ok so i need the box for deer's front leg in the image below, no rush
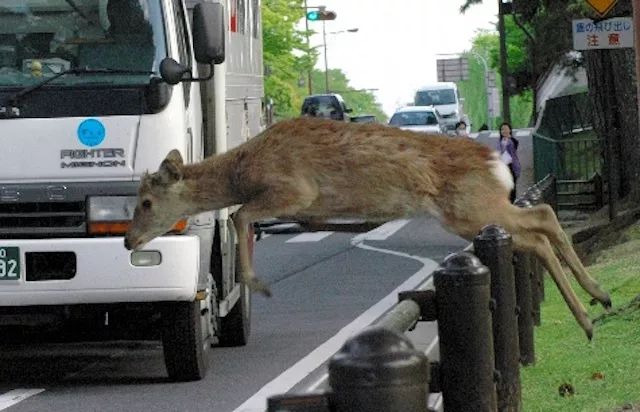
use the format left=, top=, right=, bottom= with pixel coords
left=233, top=210, right=272, bottom=297
left=232, top=180, right=319, bottom=297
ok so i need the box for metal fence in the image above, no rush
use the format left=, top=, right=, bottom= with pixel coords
left=534, top=93, right=603, bottom=210
left=268, top=176, right=557, bottom=412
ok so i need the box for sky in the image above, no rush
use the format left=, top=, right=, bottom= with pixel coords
left=301, top=0, right=499, bottom=117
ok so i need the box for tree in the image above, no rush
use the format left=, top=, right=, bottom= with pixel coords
left=460, top=0, right=640, bottom=203
left=262, top=0, right=314, bottom=118
left=583, top=0, right=640, bottom=203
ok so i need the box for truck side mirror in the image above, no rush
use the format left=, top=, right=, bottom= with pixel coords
left=160, top=58, right=190, bottom=85
left=192, top=3, right=225, bottom=65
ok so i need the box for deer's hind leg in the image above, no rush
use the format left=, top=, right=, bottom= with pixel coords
left=512, top=231, right=594, bottom=340
left=233, top=178, right=320, bottom=297
left=517, top=204, right=611, bottom=309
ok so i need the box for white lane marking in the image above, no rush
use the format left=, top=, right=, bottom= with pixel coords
left=286, top=231, right=333, bottom=243
left=0, top=389, right=45, bottom=411
left=232, top=259, right=438, bottom=412
left=305, top=373, right=329, bottom=393
left=425, top=335, right=440, bottom=358
left=350, top=219, right=410, bottom=244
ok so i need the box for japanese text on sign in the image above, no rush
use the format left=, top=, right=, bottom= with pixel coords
left=572, top=18, right=633, bottom=50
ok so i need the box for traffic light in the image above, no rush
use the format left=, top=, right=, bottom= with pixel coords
left=306, top=10, right=336, bottom=21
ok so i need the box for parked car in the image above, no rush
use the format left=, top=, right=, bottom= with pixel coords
left=388, top=105, right=445, bottom=134
left=301, top=93, right=352, bottom=122
left=350, top=115, right=378, bottom=123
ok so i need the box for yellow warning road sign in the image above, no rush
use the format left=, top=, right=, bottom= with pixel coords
left=586, top=0, right=618, bottom=16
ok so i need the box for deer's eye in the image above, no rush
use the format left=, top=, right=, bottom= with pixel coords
left=142, top=199, right=152, bottom=210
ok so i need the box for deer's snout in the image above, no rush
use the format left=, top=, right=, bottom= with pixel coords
left=124, top=236, right=133, bottom=250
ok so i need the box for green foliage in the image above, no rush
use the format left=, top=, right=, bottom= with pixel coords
left=262, top=0, right=312, bottom=118
left=262, top=1, right=386, bottom=121
left=457, top=30, right=533, bottom=129
left=456, top=0, right=594, bottom=128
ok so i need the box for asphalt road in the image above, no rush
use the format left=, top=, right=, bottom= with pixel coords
left=0, top=218, right=467, bottom=412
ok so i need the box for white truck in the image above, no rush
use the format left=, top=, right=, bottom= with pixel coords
left=414, top=82, right=465, bottom=132
left=0, top=0, right=264, bottom=381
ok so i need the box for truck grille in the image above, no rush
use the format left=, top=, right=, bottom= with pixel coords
left=0, top=201, right=86, bottom=238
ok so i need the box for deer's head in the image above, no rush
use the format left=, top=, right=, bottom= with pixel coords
left=124, top=149, right=189, bottom=250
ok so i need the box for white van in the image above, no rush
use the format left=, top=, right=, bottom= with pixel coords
left=414, top=82, right=464, bottom=131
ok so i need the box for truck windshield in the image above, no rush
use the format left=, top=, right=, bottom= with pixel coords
left=415, top=89, right=456, bottom=106
left=0, top=0, right=166, bottom=88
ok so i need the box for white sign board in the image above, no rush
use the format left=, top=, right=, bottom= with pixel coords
left=572, top=18, right=633, bottom=50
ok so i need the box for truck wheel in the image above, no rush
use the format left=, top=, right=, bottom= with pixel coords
left=217, top=282, right=251, bottom=346
left=161, top=300, right=210, bottom=381
left=215, top=221, right=253, bottom=347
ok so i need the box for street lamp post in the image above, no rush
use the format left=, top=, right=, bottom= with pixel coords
left=323, top=28, right=359, bottom=93
left=469, top=50, right=492, bottom=130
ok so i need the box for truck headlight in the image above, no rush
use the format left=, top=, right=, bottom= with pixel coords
left=87, top=196, right=188, bottom=235
left=88, top=196, right=137, bottom=235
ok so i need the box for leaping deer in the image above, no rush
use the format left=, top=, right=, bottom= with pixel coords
left=124, top=117, right=610, bottom=339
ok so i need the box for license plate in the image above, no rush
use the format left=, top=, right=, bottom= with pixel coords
left=0, top=247, right=20, bottom=280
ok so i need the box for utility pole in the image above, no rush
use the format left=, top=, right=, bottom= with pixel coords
left=498, top=0, right=511, bottom=124
left=305, top=6, right=337, bottom=94
left=304, top=0, right=312, bottom=95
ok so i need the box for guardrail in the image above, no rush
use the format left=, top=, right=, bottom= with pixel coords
left=267, top=175, right=557, bottom=412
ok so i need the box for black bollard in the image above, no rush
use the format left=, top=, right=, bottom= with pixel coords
left=526, top=187, right=546, bottom=304
left=513, top=199, right=536, bottom=366
left=474, top=225, right=522, bottom=412
left=434, top=252, right=497, bottom=412
left=328, top=327, right=429, bottom=412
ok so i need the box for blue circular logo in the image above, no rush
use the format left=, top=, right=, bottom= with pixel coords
left=77, top=119, right=106, bottom=147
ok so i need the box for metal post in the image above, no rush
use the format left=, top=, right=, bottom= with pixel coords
left=328, top=327, right=429, bottom=412
left=434, top=252, right=497, bottom=412
left=525, top=187, right=545, bottom=305
left=474, top=225, right=522, bottom=412
left=513, top=199, right=536, bottom=366
left=322, top=20, right=329, bottom=93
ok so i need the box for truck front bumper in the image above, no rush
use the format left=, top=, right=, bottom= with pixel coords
left=0, top=236, right=199, bottom=306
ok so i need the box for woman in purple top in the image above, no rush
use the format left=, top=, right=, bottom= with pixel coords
left=498, top=122, right=521, bottom=203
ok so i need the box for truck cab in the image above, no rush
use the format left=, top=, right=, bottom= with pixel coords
left=0, top=0, right=264, bottom=381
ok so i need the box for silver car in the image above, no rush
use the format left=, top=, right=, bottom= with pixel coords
left=388, top=105, right=446, bottom=134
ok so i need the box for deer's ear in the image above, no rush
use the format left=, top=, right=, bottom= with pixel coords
left=157, top=150, right=183, bottom=185
left=165, top=149, right=184, bottom=166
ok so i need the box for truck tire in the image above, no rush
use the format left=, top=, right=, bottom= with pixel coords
left=213, top=221, right=253, bottom=347
left=161, top=300, right=210, bottom=381
left=217, top=282, right=251, bottom=346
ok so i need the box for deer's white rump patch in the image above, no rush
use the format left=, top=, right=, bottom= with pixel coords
left=488, top=153, right=514, bottom=191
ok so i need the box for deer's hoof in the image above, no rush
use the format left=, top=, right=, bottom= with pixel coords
left=589, top=295, right=612, bottom=310
left=246, top=277, right=272, bottom=298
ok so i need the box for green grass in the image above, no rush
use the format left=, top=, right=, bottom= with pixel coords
left=521, top=222, right=640, bottom=411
